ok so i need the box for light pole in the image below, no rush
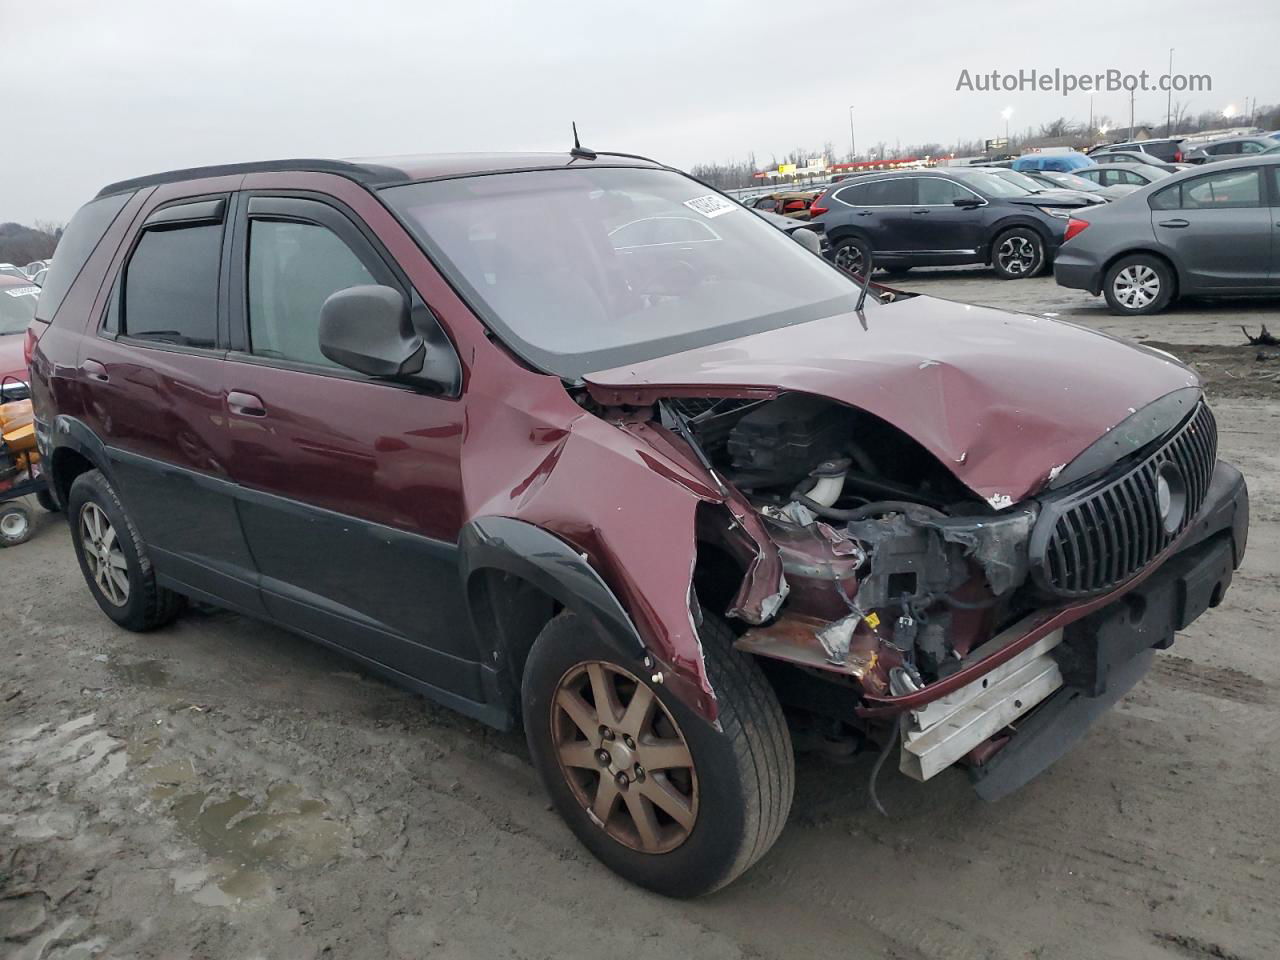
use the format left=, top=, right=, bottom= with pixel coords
left=848, top=106, right=856, bottom=161
left=1001, top=106, right=1013, bottom=148
left=1166, top=47, right=1174, bottom=136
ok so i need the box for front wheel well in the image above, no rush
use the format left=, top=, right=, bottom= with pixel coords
left=985, top=220, right=1052, bottom=263
left=467, top=569, right=561, bottom=714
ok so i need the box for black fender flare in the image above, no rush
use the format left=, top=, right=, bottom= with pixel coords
left=458, top=515, right=646, bottom=670
left=44, top=415, right=117, bottom=503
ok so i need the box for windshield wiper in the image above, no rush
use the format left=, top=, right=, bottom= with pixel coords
left=856, top=251, right=875, bottom=312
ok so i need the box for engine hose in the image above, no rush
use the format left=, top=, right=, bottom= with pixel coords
left=868, top=714, right=904, bottom=817
left=791, top=494, right=949, bottom=525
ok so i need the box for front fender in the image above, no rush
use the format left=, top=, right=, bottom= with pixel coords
left=459, top=515, right=715, bottom=724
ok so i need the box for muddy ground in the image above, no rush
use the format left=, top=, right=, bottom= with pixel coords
left=2, top=271, right=1278, bottom=960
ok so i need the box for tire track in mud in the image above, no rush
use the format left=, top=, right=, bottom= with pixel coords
left=1148, top=655, right=1272, bottom=705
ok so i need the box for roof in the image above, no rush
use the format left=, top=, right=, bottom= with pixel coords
left=95, top=151, right=665, bottom=199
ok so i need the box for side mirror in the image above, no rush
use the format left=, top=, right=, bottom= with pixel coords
left=953, top=197, right=981, bottom=207
left=319, top=285, right=424, bottom=379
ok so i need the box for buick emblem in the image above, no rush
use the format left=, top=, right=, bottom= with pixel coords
left=1156, top=462, right=1187, bottom=534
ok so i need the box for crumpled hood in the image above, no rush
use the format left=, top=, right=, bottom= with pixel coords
left=584, top=295, right=1200, bottom=506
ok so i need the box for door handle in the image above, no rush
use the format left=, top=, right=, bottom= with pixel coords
left=1158, top=218, right=1190, bottom=228
left=227, top=390, right=267, bottom=417
left=911, top=208, right=930, bottom=215
left=82, top=359, right=109, bottom=383
left=856, top=210, right=873, bottom=216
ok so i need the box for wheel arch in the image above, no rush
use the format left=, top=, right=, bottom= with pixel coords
left=824, top=224, right=873, bottom=247
left=985, top=216, right=1054, bottom=263
left=46, top=416, right=114, bottom=509
left=1101, top=247, right=1181, bottom=299
left=459, top=516, right=650, bottom=724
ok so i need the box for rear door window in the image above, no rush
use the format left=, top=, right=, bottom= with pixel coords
left=122, top=223, right=222, bottom=347
left=1182, top=169, right=1261, bottom=208
left=863, top=178, right=914, bottom=205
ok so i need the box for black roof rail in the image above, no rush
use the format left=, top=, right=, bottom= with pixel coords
left=95, top=158, right=410, bottom=198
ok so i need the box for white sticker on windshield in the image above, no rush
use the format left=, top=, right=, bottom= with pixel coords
left=683, top=195, right=736, bottom=219
left=5, top=286, right=39, bottom=298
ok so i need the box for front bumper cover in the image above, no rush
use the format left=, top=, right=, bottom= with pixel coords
left=967, top=460, right=1248, bottom=800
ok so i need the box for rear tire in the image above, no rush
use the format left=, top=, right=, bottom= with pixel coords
left=991, top=227, right=1046, bottom=279
left=0, top=503, right=33, bottom=547
left=1103, top=254, right=1174, bottom=315
left=67, top=469, right=185, bottom=631
left=522, top=610, right=793, bottom=897
left=832, top=237, right=872, bottom=278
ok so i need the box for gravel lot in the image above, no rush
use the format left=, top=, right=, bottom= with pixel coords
left=3, top=270, right=1278, bottom=960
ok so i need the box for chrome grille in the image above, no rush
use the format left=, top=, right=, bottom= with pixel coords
left=1035, top=402, right=1217, bottom=598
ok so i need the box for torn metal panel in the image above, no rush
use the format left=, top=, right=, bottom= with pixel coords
left=736, top=612, right=901, bottom=697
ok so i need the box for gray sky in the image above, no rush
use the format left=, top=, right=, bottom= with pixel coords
left=4, top=0, right=1277, bottom=224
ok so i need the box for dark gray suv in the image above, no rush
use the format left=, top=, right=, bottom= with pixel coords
left=1053, top=156, right=1279, bottom=314
left=810, top=168, right=1092, bottom=279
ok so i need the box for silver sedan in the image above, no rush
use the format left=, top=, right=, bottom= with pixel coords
left=1053, top=156, right=1279, bottom=315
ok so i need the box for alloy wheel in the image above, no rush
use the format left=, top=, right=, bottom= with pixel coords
left=80, top=502, right=129, bottom=606
left=1113, top=264, right=1161, bottom=310
left=997, top=235, right=1040, bottom=275
left=834, top=242, right=865, bottom=275
left=551, top=661, right=698, bottom=854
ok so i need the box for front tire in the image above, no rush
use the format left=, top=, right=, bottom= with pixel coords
left=67, top=469, right=185, bottom=631
left=1103, top=254, right=1174, bottom=315
left=991, top=227, right=1046, bottom=279
left=522, top=610, right=793, bottom=897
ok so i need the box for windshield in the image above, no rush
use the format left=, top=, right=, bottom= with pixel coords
left=0, top=283, right=40, bottom=335
left=991, top=170, right=1045, bottom=192
left=1044, top=172, right=1101, bottom=191
left=952, top=171, right=1035, bottom=198
left=382, top=167, right=866, bottom=378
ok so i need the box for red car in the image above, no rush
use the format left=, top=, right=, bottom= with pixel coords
left=0, top=273, right=40, bottom=400
left=28, top=152, right=1248, bottom=896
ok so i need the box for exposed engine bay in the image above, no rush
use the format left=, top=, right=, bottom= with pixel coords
left=662, top=392, right=1040, bottom=696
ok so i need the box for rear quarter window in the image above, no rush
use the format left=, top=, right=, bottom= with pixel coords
left=35, top=193, right=132, bottom=324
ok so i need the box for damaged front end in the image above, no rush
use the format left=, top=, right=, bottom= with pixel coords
left=592, top=384, right=1243, bottom=802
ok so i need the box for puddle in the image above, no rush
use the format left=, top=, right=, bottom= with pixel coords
left=163, top=783, right=344, bottom=904
left=108, top=659, right=170, bottom=688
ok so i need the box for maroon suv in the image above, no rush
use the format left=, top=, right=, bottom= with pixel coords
left=28, top=152, right=1249, bottom=897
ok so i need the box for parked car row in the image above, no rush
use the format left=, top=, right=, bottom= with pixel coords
left=0, top=260, right=52, bottom=286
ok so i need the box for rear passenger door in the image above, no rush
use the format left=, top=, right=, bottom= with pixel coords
left=220, top=191, right=479, bottom=696
left=81, top=191, right=263, bottom=612
left=1149, top=168, right=1273, bottom=289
